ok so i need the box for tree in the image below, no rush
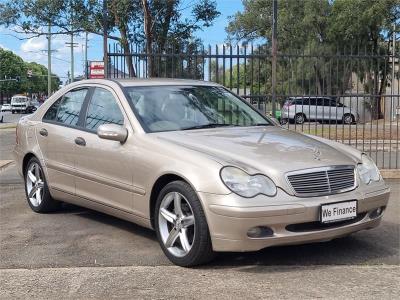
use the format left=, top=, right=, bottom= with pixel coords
left=0, top=48, right=60, bottom=101
left=23, top=62, right=61, bottom=94
left=0, top=0, right=98, bottom=37
left=135, top=0, right=220, bottom=77
left=327, top=0, right=400, bottom=118
left=0, top=0, right=220, bottom=78
left=0, top=47, right=25, bottom=101
left=226, top=0, right=399, bottom=118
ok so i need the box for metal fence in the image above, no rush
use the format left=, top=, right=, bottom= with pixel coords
left=107, top=42, right=400, bottom=169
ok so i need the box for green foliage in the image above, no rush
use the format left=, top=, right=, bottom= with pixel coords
left=0, top=48, right=60, bottom=95
left=226, top=0, right=399, bottom=117
left=0, top=0, right=98, bottom=35
left=0, top=48, right=25, bottom=94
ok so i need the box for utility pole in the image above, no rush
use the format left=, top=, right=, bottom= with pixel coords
left=271, top=0, right=278, bottom=118
left=65, top=34, right=78, bottom=82
left=392, top=24, right=397, bottom=121
left=47, top=23, right=52, bottom=97
left=84, top=31, right=88, bottom=78
left=103, top=0, right=108, bottom=78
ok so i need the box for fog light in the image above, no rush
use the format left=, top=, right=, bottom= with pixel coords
left=369, top=206, right=385, bottom=219
left=247, top=226, right=273, bottom=238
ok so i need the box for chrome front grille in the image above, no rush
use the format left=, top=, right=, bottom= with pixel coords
left=286, top=166, right=356, bottom=197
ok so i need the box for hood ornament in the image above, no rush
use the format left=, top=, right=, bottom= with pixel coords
left=312, top=147, right=321, bottom=160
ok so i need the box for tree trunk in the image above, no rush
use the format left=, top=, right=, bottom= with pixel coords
left=376, top=41, right=391, bottom=119
left=372, top=37, right=383, bottom=119
left=119, top=26, right=136, bottom=77
left=142, top=0, right=154, bottom=77
left=157, top=0, right=175, bottom=52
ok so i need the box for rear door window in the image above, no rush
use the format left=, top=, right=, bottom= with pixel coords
left=316, top=98, right=325, bottom=106
left=43, top=97, right=62, bottom=121
left=296, top=98, right=309, bottom=105
left=309, top=98, right=317, bottom=106
left=56, top=89, right=88, bottom=126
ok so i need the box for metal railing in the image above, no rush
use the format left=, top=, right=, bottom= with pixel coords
left=107, top=42, right=400, bottom=169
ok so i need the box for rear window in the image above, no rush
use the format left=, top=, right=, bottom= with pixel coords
left=43, top=88, right=88, bottom=126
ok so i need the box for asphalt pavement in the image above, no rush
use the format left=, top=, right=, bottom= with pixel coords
left=0, top=120, right=399, bottom=299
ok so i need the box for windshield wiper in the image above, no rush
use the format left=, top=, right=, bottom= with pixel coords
left=182, top=123, right=235, bottom=130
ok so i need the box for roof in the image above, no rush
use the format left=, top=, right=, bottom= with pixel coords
left=114, top=78, right=221, bottom=87
left=61, top=78, right=222, bottom=91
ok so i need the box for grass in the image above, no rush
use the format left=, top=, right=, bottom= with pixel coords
left=287, top=124, right=399, bottom=141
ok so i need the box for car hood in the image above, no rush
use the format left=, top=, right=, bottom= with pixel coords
left=153, top=126, right=358, bottom=179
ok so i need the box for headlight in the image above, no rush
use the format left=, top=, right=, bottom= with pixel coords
left=357, top=154, right=380, bottom=184
left=220, top=166, right=277, bottom=197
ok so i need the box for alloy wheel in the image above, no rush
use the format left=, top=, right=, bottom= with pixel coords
left=158, top=192, right=195, bottom=257
left=296, top=114, right=305, bottom=124
left=26, top=162, right=44, bottom=207
left=343, top=115, right=352, bottom=124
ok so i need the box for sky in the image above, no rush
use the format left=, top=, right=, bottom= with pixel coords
left=0, top=0, right=244, bottom=82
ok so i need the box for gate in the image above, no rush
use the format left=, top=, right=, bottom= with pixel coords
left=107, top=42, right=400, bottom=169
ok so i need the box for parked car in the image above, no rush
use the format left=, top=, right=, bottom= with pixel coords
left=14, top=79, right=389, bottom=266
left=281, top=97, right=358, bottom=124
left=1, top=103, right=12, bottom=112
left=31, top=100, right=40, bottom=112
left=11, top=95, right=35, bottom=114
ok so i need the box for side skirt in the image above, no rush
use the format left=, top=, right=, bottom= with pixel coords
left=50, top=187, right=153, bottom=230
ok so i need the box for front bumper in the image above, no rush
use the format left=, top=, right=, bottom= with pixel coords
left=12, top=106, right=27, bottom=111
left=199, top=185, right=390, bottom=252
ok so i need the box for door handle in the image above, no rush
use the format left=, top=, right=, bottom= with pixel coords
left=39, top=128, right=48, bottom=137
left=74, top=137, right=86, bottom=146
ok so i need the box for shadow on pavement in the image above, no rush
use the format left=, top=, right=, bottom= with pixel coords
left=57, top=202, right=399, bottom=268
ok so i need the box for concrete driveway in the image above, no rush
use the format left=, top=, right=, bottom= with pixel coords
left=0, top=129, right=399, bottom=299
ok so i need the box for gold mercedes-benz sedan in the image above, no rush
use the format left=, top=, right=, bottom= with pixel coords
left=14, top=79, right=390, bottom=266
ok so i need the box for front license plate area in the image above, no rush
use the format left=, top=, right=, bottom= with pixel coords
left=320, top=200, right=357, bottom=224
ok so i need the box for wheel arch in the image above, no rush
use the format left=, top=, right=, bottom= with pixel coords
left=22, top=152, right=37, bottom=175
left=149, top=173, right=199, bottom=229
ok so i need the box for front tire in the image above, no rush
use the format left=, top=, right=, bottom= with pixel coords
left=343, top=114, right=354, bottom=125
left=155, top=181, right=215, bottom=267
left=24, top=157, right=60, bottom=213
left=295, top=113, right=306, bottom=124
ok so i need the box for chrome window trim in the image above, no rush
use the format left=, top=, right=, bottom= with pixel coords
left=285, top=165, right=357, bottom=197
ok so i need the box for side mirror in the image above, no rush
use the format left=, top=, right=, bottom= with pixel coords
left=97, top=124, right=128, bottom=143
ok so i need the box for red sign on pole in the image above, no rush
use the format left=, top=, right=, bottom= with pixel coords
left=89, top=61, right=105, bottom=79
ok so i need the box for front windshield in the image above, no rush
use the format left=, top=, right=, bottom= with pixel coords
left=12, top=97, right=27, bottom=103
left=125, top=85, right=271, bottom=132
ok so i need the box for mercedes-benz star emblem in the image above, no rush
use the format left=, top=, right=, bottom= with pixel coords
left=313, top=147, right=321, bottom=160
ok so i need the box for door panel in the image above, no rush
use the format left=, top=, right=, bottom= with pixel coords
left=74, top=87, right=134, bottom=212
left=36, top=123, right=77, bottom=192
left=37, top=88, right=89, bottom=193
left=321, top=99, right=333, bottom=121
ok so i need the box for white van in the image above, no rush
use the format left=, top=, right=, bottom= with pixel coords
left=281, top=96, right=358, bottom=124
left=11, top=95, right=34, bottom=114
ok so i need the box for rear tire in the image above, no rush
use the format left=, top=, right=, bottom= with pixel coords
left=11, top=110, right=15, bottom=114
left=155, top=181, right=215, bottom=267
left=24, top=157, right=60, bottom=213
